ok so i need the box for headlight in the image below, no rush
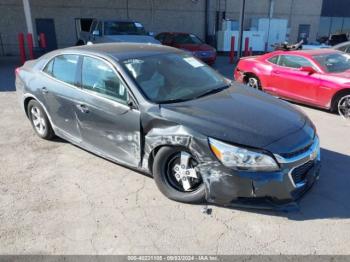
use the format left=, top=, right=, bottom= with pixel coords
left=208, top=138, right=279, bottom=171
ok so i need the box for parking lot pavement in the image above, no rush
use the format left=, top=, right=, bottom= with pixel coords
left=1, top=91, right=350, bottom=255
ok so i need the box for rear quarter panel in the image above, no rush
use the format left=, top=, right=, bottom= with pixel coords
left=16, top=59, right=48, bottom=114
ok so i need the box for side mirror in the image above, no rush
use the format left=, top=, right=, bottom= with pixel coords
left=92, top=30, right=100, bottom=37
left=148, top=31, right=155, bottom=36
left=299, top=66, right=316, bottom=74
left=127, top=100, right=137, bottom=110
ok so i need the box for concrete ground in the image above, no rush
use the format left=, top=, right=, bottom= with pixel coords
left=0, top=56, right=350, bottom=255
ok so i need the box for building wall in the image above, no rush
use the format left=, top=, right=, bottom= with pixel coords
left=0, top=0, right=27, bottom=56
left=0, top=0, right=323, bottom=56
left=319, top=0, right=350, bottom=38
left=222, top=0, right=322, bottom=44
left=0, top=0, right=207, bottom=55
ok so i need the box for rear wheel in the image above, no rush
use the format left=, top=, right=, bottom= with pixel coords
left=152, top=147, right=205, bottom=203
left=28, top=100, right=55, bottom=140
left=245, top=75, right=262, bottom=90
left=331, top=91, right=350, bottom=119
left=337, top=94, right=350, bottom=119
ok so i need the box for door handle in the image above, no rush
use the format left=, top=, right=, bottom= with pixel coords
left=41, top=87, right=48, bottom=94
left=76, top=104, right=89, bottom=113
left=273, top=70, right=281, bottom=74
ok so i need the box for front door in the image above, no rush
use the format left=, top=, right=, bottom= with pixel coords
left=35, top=18, right=58, bottom=51
left=76, top=55, right=141, bottom=167
left=271, top=55, right=320, bottom=104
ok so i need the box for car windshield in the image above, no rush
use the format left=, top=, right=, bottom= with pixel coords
left=104, top=21, right=146, bottom=35
left=122, top=53, right=229, bottom=103
left=173, top=34, right=203, bottom=44
left=313, top=53, right=350, bottom=73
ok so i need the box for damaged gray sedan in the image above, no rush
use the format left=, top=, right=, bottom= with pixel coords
left=16, top=43, right=321, bottom=209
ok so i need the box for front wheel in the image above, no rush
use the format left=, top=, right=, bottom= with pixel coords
left=246, top=75, right=262, bottom=90
left=152, top=147, right=205, bottom=203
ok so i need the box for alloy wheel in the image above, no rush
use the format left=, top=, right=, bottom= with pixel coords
left=31, top=106, right=47, bottom=136
left=247, top=77, right=259, bottom=89
left=338, top=95, right=350, bottom=119
left=166, top=151, right=202, bottom=192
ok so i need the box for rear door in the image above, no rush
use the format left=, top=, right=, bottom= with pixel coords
left=76, top=55, right=141, bottom=166
left=270, top=55, right=321, bottom=104
left=41, top=54, right=82, bottom=142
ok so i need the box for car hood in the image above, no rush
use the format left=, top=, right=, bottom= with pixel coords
left=175, top=43, right=214, bottom=52
left=103, top=35, right=160, bottom=44
left=159, top=85, right=309, bottom=150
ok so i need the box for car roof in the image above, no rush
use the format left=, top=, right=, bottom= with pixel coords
left=268, top=48, right=341, bottom=57
left=63, top=43, right=182, bottom=61
left=333, top=41, right=350, bottom=48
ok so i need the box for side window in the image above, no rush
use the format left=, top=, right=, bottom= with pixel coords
left=51, top=54, right=79, bottom=85
left=43, top=58, right=54, bottom=75
left=337, top=45, right=348, bottom=52
left=278, top=55, right=313, bottom=69
left=268, top=55, right=279, bottom=64
left=90, top=20, right=97, bottom=33
left=96, top=21, right=102, bottom=36
left=81, top=56, right=128, bottom=104
left=345, top=45, right=350, bottom=54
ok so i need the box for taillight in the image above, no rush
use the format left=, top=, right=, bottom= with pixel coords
left=15, top=67, right=20, bottom=75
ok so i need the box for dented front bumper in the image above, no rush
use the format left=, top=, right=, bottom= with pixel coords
left=200, top=159, right=320, bottom=210
left=143, top=124, right=320, bottom=211
left=197, top=137, right=321, bottom=210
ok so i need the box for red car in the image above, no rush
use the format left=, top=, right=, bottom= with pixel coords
left=155, top=32, right=216, bottom=64
left=234, top=49, right=350, bottom=117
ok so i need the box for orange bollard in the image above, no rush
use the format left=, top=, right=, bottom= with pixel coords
left=229, top=36, right=235, bottom=64
left=27, top=33, right=34, bottom=59
left=18, top=33, right=26, bottom=64
left=244, top=37, right=249, bottom=56
left=39, top=33, right=47, bottom=49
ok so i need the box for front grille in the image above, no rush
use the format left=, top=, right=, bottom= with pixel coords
left=279, top=143, right=312, bottom=159
left=291, top=161, right=314, bottom=184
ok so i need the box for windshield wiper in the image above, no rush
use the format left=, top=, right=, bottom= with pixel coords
left=158, top=83, right=231, bottom=104
left=158, top=97, right=194, bottom=104
left=194, top=84, right=230, bottom=99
